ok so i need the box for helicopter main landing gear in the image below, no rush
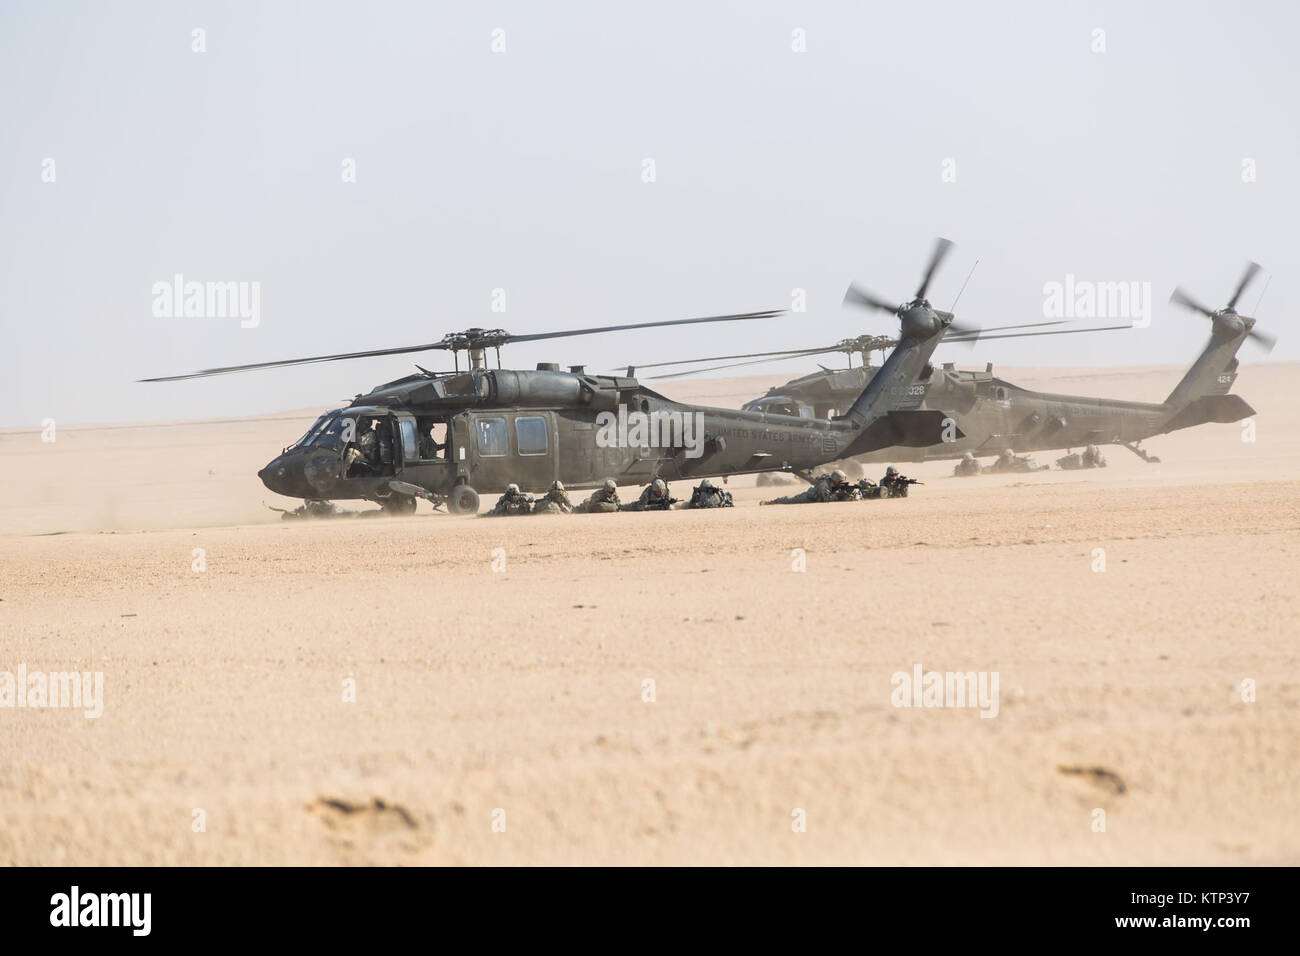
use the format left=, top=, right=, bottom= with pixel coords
left=447, top=485, right=481, bottom=515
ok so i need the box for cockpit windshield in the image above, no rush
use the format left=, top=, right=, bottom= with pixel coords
left=310, top=415, right=354, bottom=451
left=290, top=412, right=337, bottom=450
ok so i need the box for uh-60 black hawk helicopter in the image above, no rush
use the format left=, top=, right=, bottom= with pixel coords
left=639, top=259, right=1272, bottom=471
left=142, top=248, right=991, bottom=515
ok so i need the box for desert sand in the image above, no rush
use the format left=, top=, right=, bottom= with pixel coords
left=1, top=363, right=1297, bottom=865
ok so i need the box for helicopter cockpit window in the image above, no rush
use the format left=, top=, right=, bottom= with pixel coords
left=515, top=416, right=548, bottom=456
left=311, top=415, right=353, bottom=451
left=476, top=417, right=508, bottom=457
left=290, top=412, right=334, bottom=449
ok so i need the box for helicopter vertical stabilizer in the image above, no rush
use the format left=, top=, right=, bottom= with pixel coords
left=1163, top=262, right=1272, bottom=419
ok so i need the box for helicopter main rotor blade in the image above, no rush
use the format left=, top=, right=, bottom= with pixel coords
left=648, top=347, right=848, bottom=380
left=915, top=237, right=954, bottom=300
left=1169, top=286, right=1216, bottom=318
left=843, top=283, right=899, bottom=314
left=939, top=324, right=1132, bottom=345
left=504, top=310, right=783, bottom=344
left=629, top=344, right=849, bottom=372
left=944, top=320, right=1068, bottom=338
left=140, top=309, right=784, bottom=382
left=138, top=342, right=448, bottom=382
left=946, top=321, right=980, bottom=338
left=1226, top=261, right=1262, bottom=311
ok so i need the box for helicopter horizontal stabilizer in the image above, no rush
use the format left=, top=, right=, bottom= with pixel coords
left=1156, top=394, right=1255, bottom=435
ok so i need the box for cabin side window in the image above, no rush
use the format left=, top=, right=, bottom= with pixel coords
left=476, top=417, right=508, bottom=457
left=515, top=416, right=549, bottom=456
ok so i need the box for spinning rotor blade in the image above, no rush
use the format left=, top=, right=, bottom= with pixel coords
left=843, top=283, right=899, bottom=314
left=505, top=309, right=783, bottom=344
left=938, top=324, right=1131, bottom=345
left=648, top=347, right=849, bottom=380
left=1169, top=286, right=1216, bottom=318
left=1248, top=326, right=1277, bottom=351
left=629, top=344, right=849, bottom=373
left=1226, top=261, right=1262, bottom=311
left=944, top=320, right=1067, bottom=338
left=915, top=237, right=954, bottom=300
left=140, top=309, right=783, bottom=382
left=138, top=342, right=448, bottom=382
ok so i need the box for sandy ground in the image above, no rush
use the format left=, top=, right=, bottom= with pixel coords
left=1, top=363, right=1298, bottom=865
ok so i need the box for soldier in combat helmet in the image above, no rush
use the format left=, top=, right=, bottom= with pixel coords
left=534, top=480, right=574, bottom=514
left=989, top=448, right=1049, bottom=474
left=622, top=477, right=677, bottom=511
left=878, top=465, right=923, bottom=498
left=577, top=476, right=621, bottom=512
left=485, top=483, right=534, bottom=516
left=954, top=452, right=982, bottom=477
left=685, top=477, right=733, bottom=509
left=1057, top=444, right=1107, bottom=470
left=576, top=479, right=621, bottom=513
left=761, top=469, right=852, bottom=505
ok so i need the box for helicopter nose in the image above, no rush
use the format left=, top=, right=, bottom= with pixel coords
left=258, top=456, right=293, bottom=495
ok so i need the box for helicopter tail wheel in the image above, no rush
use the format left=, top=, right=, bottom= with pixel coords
left=448, top=485, right=481, bottom=516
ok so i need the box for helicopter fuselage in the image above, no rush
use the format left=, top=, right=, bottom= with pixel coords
left=257, top=365, right=957, bottom=505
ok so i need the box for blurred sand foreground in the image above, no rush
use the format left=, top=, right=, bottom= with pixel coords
left=1, top=363, right=1297, bottom=865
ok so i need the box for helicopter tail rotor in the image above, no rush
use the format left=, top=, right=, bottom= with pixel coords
left=915, top=237, right=954, bottom=301
left=1170, top=261, right=1273, bottom=352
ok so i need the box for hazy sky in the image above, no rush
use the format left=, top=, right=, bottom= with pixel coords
left=2, top=0, right=1296, bottom=427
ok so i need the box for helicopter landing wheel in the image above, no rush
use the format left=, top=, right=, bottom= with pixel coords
left=381, top=494, right=418, bottom=516
left=448, top=485, right=481, bottom=515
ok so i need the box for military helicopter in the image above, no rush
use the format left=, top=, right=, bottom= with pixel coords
left=141, top=250, right=973, bottom=514
left=641, top=261, right=1270, bottom=469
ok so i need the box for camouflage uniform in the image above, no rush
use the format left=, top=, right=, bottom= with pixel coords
left=953, top=452, right=982, bottom=476
left=685, top=477, right=733, bottom=509
left=486, top=483, right=535, bottom=516
left=534, top=480, right=574, bottom=514
left=879, top=466, right=918, bottom=497
left=577, top=479, right=621, bottom=514
left=622, top=478, right=676, bottom=511
left=989, top=449, right=1046, bottom=474
left=761, top=469, right=850, bottom=505
left=855, top=478, right=882, bottom=499
left=1058, top=444, right=1108, bottom=471
left=345, top=426, right=379, bottom=476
